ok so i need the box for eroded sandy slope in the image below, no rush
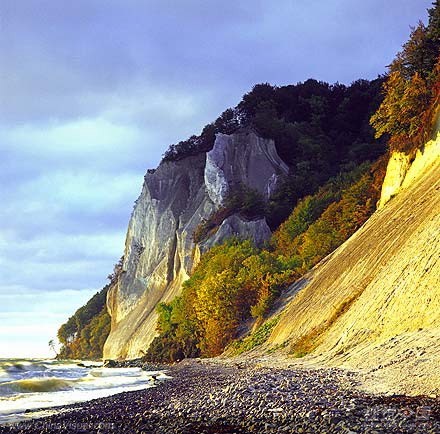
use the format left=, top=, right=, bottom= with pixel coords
left=266, top=135, right=439, bottom=396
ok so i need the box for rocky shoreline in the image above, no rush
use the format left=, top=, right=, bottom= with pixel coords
left=0, top=359, right=438, bottom=433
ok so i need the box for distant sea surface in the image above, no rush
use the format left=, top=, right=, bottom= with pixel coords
left=0, top=358, right=167, bottom=424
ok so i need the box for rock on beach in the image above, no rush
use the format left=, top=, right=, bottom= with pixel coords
left=0, top=359, right=438, bottom=434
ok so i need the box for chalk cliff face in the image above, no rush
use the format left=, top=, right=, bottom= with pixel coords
left=267, top=130, right=440, bottom=396
left=104, top=130, right=288, bottom=359
left=378, top=132, right=440, bottom=208
left=205, top=132, right=289, bottom=205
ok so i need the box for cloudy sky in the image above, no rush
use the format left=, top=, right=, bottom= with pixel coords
left=0, top=0, right=431, bottom=358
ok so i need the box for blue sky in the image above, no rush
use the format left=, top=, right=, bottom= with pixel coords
left=0, top=0, right=431, bottom=358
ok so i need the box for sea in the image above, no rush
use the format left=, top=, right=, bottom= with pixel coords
left=0, top=358, right=168, bottom=424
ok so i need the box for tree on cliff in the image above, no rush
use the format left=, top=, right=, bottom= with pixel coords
left=56, top=258, right=124, bottom=360
left=370, top=1, right=440, bottom=152
left=57, top=286, right=111, bottom=360
left=48, top=339, right=57, bottom=357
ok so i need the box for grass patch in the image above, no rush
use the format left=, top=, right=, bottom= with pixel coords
left=228, top=315, right=280, bottom=356
left=266, top=339, right=290, bottom=354
left=289, top=290, right=363, bottom=357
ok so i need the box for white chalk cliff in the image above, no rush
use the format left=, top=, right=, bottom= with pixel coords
left=104, top=130, right=288, bottom=359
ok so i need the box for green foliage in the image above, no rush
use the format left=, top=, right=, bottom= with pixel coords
left=57, top=299, right=110, bottom=360
left=192, top=207, right=233, bottom=244
left=57, top=258, right=123, bottom=360
left=371, top=2, right=440, bottom=153
left=225, top=184, right=267, bottom=219
left=192, top=185, right=266, bottom=243
left=240, top=79, right=382, bottom=169
left=186, top=239, right=258, bottom=356
left=370, top=70, right=433, bottom=152
left=146, top=239, right=292, bottom=359
left=145, top=295, right=201, bottom=363
left=298, top=173, right=374, bottom=267
left=228, top=316, right=280, bottom=356
left=271, top=164, right=372, bottom=256
left=57, top=287, right=108, bottom=347
left=162, top=76, right=385, bottom=231
left=156, top=302, right=173, bottom=334
left=57, top=316, right=77, bottom=346
left=162, top=79, right=384, bottom=174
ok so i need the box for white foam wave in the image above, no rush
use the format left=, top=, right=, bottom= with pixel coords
left=0, top=360, right=169, bottom=425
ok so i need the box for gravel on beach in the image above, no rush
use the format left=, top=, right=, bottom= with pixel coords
left=0, top=359, right=438, bottom=434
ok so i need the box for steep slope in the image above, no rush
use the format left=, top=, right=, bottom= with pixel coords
left=267, top=131, right=440, bottom=395
left=104, top=130, right=288, bottom=359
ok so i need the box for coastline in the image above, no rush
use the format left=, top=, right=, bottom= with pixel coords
left=0, top=359, right=438, bottom=434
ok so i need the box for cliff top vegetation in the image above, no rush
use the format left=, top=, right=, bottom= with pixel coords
left=370, top=0, right=440, bottom=153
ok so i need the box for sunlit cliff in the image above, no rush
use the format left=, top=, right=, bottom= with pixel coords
left=266, top=129, right=440, bottom=396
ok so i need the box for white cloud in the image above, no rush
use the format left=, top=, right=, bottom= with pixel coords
left=14, top=169, right=142, bottom=214
left=0, top=288, right=98, bottom=358
left=0, top=288, right=96, bottom=313
left=0, top=117, right=144, bottom=161
left=1, top=255, right=118, bottom=293
left=1, top=231, right=125, bottom=263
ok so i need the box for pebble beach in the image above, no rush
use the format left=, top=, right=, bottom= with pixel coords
left=0, top=359, right=438, bottom=434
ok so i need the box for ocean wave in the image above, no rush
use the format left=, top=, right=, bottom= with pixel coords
left=0, top=362, right=167, bottom=425
left=0, top=378, right=73, bottom=396
left=1, top=361, right=48, bottom=374
left=88, top=367, right=143, bottom=378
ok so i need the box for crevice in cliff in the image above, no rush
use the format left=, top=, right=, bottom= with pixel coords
left=167, top=219, right=180, bottom=285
